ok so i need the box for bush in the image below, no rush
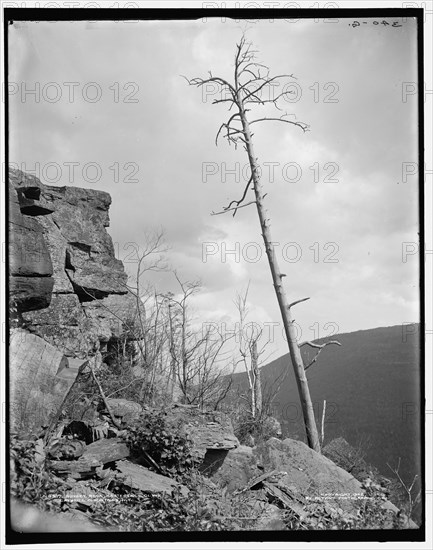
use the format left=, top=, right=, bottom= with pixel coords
left=10, top=434, right=64, bottom=510
left=233, top=409, right=282, bottom=446
left=124, top=410, right=201, bottom=481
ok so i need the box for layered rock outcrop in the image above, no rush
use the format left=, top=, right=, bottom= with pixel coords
left=9, top=168, right=136, bottom=359
left=8, top=168, right=140, bottom=435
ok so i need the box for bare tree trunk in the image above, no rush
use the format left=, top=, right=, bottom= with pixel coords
left=238, top=104, right=321, bottom=452
left=321, top=399, right=327, bottom=446
left=251, top=340, right=262, bottom=419
left=185, top=36, right=337, bottom=452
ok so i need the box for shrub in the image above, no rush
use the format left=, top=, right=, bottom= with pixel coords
left=124, top=410, right=201, bottom=481
left=10, top=434, right=64, bottom=510
left=233, top=409, right=281, bottom=446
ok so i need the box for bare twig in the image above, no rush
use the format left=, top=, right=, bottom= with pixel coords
left=143, top=450, right=164, bottom=474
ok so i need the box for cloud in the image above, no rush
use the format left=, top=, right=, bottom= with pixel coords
left=8, top=17, right=420, bottom=357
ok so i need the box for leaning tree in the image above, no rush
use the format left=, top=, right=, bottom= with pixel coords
left=184, top=36, right=340, bottom=452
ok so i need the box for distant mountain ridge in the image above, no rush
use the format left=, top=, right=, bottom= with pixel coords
left=230, top=324, right=422, bottom=483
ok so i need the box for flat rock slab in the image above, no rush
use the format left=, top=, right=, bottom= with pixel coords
left=47, top=459, right=97, bottom=479
left=9, top=329, right=78, bottom=436
left=115, top=460, right=188, bottom=496
left=189, top=422, right=240, bottom=453
left=81, top=437, right=130, bottom=464
left=165, top=406, right=239, bottom=457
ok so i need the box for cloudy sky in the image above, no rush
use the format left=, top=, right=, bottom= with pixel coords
left=8, top=14, right=420, bottom=359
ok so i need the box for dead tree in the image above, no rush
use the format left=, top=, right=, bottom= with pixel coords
left=250, top=340, right=262, bottom=418
left=185, top=36, right=341, bottom=452
left=165, top=272, right=234, bottom=409
left=233, top=283, right=268, bottom=420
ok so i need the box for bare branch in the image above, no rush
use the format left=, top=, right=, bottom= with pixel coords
left=242, top=74, right=296, bottom=102
left=212, top=97, right=236, bottom=105
left=250, top=115, right=309, bottom=133
left=223, top=175, right=253, bottom=217
left=299, top=340, right=342, bottom=350
left=211, top=200, right=256, bottom=216
left=288, top=297, right=310, bottom=308
left=215, top=113, right=241, bottom=145
left=299, top=340, right=342, bottom=370
left=181, top=74, right=236, bottom=98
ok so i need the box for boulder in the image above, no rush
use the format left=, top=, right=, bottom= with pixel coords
left=48, top=439, right=86, bottom=460
left=9, top=329, right=79, bottom=436
left=115, top=460, right=188, bottom=496
left=165, top=405, right=239, bottom=458
left=204, top=445, right=261, bottom=493
left=65, top=243, right=126, bottom=298
left=255, top=437, right=418, bottom=528
left=105, top=399, right=143, bottom=424
left=256, top=437, right=366, bottom=515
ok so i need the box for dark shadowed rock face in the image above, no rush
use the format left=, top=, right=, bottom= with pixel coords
left=9, top=168, right=136, bottom=358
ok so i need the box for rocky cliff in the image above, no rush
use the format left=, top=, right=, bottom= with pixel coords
left=9, top=168, right=140, bottom=434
